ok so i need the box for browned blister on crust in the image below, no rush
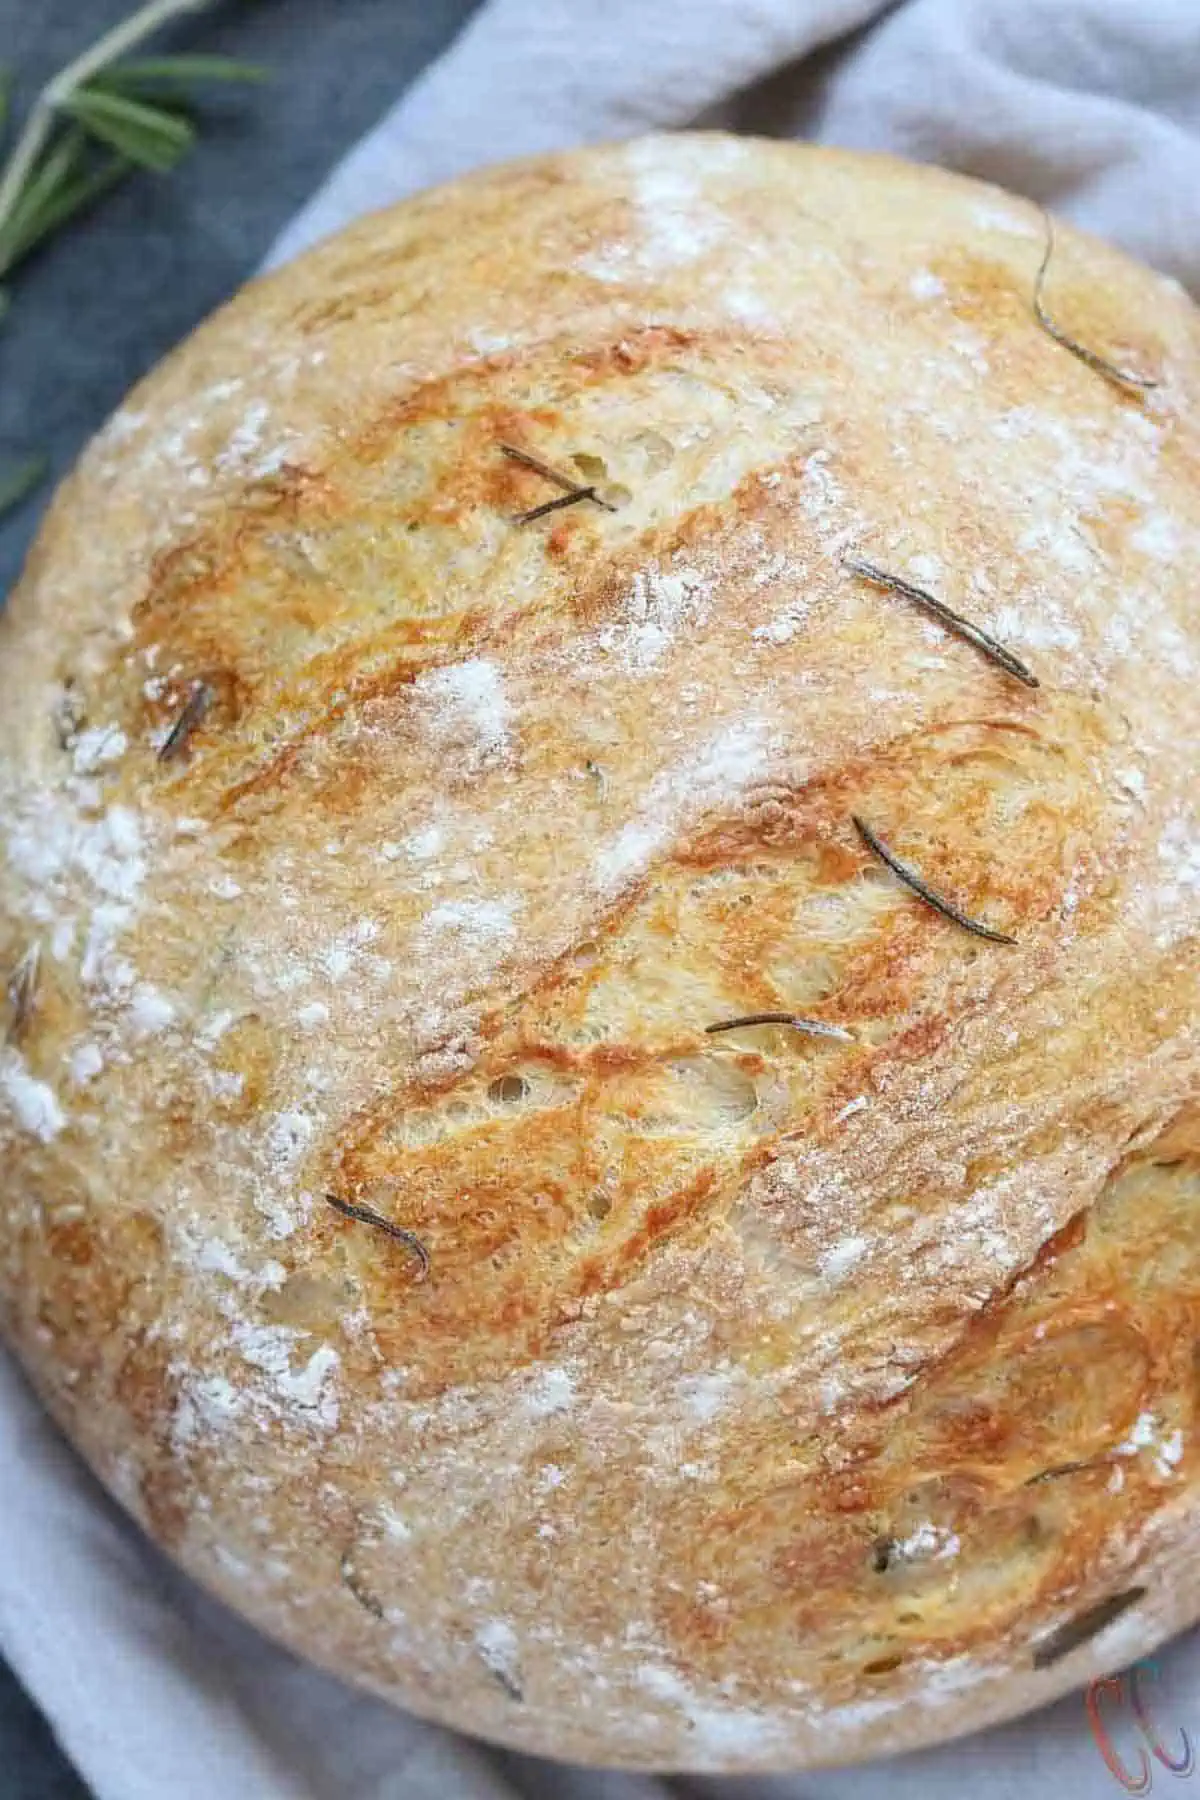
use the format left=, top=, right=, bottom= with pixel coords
left=0, top=135, right=1198, bottom=1771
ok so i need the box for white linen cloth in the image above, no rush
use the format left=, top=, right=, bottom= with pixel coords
left=4, top=2, right=1200, bottom=1795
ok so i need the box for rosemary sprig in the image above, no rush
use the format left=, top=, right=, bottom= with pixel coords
left=0, top=0, right=265, bottom=518
left=705, top=1012, right=854, bottom=1043
left=1033, top=212, right=1158, bottom=393
left=324, top=1193, right=430, bottom=1280
left=1031, top=1588, right=1145, bottom=1670
left=157, top=678, right=214, bottom=761
left=499, top=441, right=618, bottom=523
left=340, top=1548, right=386, bottom=1622
left=0, top=452, right=47, bottom=515
left=98, top=55, right=267, bottom=91
left=844, top=556, right=1040, bottom=689
left=853, top=814, right=1018, bottom=945
left=5, top=941, right=41, bottom=1044
left=60, top=85, right=197, bottom=175
left=0, top=132, right=129, bottom=277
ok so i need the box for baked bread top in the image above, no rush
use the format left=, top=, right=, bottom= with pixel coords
left=1, top=134, right=1198, bottom=1771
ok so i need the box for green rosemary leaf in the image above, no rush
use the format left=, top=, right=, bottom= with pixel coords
left=0, top=453, right=48, bottom=518
left=0, top=66, right=12, bottom=141
left=100, top=55, right=267, bottom=88
left=1, top=126, right=88, bottom=248
left=0, top=155, right=129, bottom=279
left=62, top=86, right=195, bottom=174
left=0, top=5, right=266, bottom=284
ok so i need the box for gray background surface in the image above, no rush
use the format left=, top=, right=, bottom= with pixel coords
left=0, top=1, right=478, bottom=1791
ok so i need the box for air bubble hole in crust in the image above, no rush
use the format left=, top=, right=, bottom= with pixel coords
left=489, top=1074, right=530, bottom=1106
left=572, top=453, right=608, bottom=481
left=629, top=429, right=676, bottom=472
left=570, top=452, right=631, bottom=508
left=606, top=1058, right=759, bottom=1136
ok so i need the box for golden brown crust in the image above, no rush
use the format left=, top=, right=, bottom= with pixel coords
left=1, top=134, right=1198, bottom=1770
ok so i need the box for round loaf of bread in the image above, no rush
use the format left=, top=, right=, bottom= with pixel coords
left=1, top=133, right=1198, bottom=1772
